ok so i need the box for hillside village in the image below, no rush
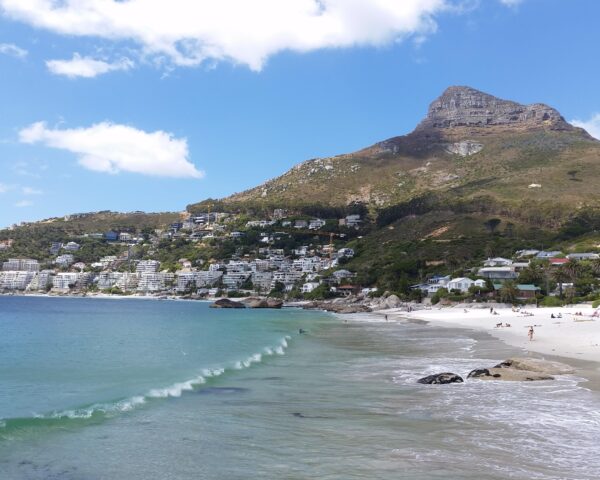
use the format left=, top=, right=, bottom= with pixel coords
left=2, top=208, right=599, bottom=308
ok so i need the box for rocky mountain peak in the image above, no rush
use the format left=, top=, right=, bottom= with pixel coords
left=415, top=85, right=572, bottom=131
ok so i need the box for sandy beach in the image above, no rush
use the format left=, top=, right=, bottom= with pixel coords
left=391, top=304, right=600, bottom=364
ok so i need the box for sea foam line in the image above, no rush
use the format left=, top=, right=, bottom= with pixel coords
left=0, top=336, right=292, bottom=428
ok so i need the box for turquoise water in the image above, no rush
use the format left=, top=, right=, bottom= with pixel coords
left=1, top=297, right=600, bottom=479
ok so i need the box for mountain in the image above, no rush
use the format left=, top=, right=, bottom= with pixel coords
left=190, top=86, right=600, bottom=228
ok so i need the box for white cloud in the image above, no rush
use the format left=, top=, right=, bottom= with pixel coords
left=0, top=42, right=27, bottom=58
left=499, top=0, right=523, bottom=6
left=22, top=186, right=43, bottom=195
left=0, top=0, right=452, bottom=71
left=571, top=113, right=600, bottom=140
left=14, top=200, right=33, bottom=207
left=46, top=53, right=134, bottom=78
left=0, top=183, right=9, bottom=193
left=19, top=121, right=203, bottom=178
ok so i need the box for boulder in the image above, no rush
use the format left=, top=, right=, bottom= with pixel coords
left=384, top=294, right=402, bottom=309
left=302, top=301, right=371, bottom=314
left=266, top=298, right=284, bottom=309
left=494, top=358, right=574, bottom=375
left=417, top=373, right=464, bottom=385
left=467, top=368, right=500, bottom=379
left=247, top=299, right=269, bottom=308
left=466, top=358, right=573, bottom=382
left=468, top=367, right=554, bottom=382
left=210, top=298, right=246, bottom=309
left=241, top=297, right=283, bottom=309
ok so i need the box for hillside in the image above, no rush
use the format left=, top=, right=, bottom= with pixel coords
left=3, top=86, right=600, bottom=296
left=0, top=211, right=182, bottom=263
left=189, top=86, right=600, bottom=228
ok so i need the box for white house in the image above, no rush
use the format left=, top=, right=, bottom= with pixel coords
left=55, top=254, right=75, bottom=268
left=483, top=257, right=513, bottom=267
left=447, top=277, right=475, bottom=293
left=337, top=248, right=355, bottom=258
left=567, top=253, right=600, bottom=260
left=302, top=282, right=321, bottom=293
left=308, top=218, right=326, bottom=230
left=63, top=241, right=81, bottom=251
left=477, top=266, right=518, bottom=280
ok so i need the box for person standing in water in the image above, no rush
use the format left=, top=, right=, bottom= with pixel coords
left=528, top=326, right=534, bottom=341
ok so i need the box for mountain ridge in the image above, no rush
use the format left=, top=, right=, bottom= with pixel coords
left=189, top=86, right=598, bottom=215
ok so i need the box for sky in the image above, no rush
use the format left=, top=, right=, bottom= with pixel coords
left=0, top=0, right=599, bottom=227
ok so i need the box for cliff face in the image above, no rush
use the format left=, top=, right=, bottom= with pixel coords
left=415, top=86, right=573, bottom=132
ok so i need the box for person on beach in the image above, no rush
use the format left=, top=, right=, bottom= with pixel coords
left=385, top=314, right=388, bottom=321
left=528, top=326, right=534, bottom=341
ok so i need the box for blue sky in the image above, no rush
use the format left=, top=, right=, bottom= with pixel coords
left=0, top=0, right=599, bottom=227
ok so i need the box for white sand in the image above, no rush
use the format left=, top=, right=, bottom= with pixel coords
left=390, top=305, right=600, bottom=364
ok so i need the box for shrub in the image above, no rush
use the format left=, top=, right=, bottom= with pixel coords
left=593, top=299, right=600, bottom=309
left=540, top=296, right=563, bottom=307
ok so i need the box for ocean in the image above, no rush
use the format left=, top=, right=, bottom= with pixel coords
left=1, top=296, right=599, bottom=479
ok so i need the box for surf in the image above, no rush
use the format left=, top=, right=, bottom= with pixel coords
left=0, top=335, right=293, bottom=440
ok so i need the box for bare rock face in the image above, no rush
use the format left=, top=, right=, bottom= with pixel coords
left=445, top=140, right=483, bottom=156
left=416, top=86, right=573, bottom=131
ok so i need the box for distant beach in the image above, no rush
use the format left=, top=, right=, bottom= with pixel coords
left=392, top=304, right=600, bottom=365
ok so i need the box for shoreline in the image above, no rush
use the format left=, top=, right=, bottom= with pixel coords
left=6, top=292, right=600, bottom=378
left=340, top=307, right=600, bottom=390
left=0, top=292, right=215, bottom=302
left=380, top=305, right=600, bottom=383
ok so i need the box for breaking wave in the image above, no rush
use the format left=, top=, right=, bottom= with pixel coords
left=0, top=336, right=292, bottom=437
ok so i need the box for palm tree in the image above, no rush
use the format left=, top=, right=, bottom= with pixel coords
left=499, top=281, right=519, bottom=304
left=564, top=260, right=583, bottom=282
left=590, top=258, right=600, bottom=277
left=518, top=262, right=545, bottom=286
left=552, top=266, right=570, bottom=299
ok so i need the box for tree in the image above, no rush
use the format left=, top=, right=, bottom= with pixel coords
left=552, top=266, right=570, bottom=299
left=240, top=277, right=254, bottom=290
left=589, top=258, right=600, bottom=276
left=431, top=287, right=449, bottom=305
left=518, top=262, right=546, bottom=286
left=564, top=260, right=583, bottom=282
left=484, top=218, right=502, bottom=235
left=499, top=281, right=519, bottom=304
left=304, top=283, right=334, bottom=300
left=269, top=281, right=286, bottom=297
left=504, top=222, right=515, bottom=238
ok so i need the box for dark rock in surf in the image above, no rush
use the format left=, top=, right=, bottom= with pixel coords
left=467, top=368, right=501, bottom=379
left=210, top=298, right=246, bottom=309
left=417, top=372, right=464, bottom=385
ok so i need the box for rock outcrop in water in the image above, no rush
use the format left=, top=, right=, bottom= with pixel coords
left=417, top=373, right=464, bottom=385
left=244, top=298, right=284, bottom=309
left=210, top=298, right=246, bottom=309
left=466, top=357, right=574, bottom=382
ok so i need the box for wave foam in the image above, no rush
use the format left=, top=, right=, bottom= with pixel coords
left=0, top=336, right=293, bottom=432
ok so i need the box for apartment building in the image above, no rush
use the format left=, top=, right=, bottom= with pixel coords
left=2, top=258, right=40, bottom=272
left=136, top=260, right=160, bottom=274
